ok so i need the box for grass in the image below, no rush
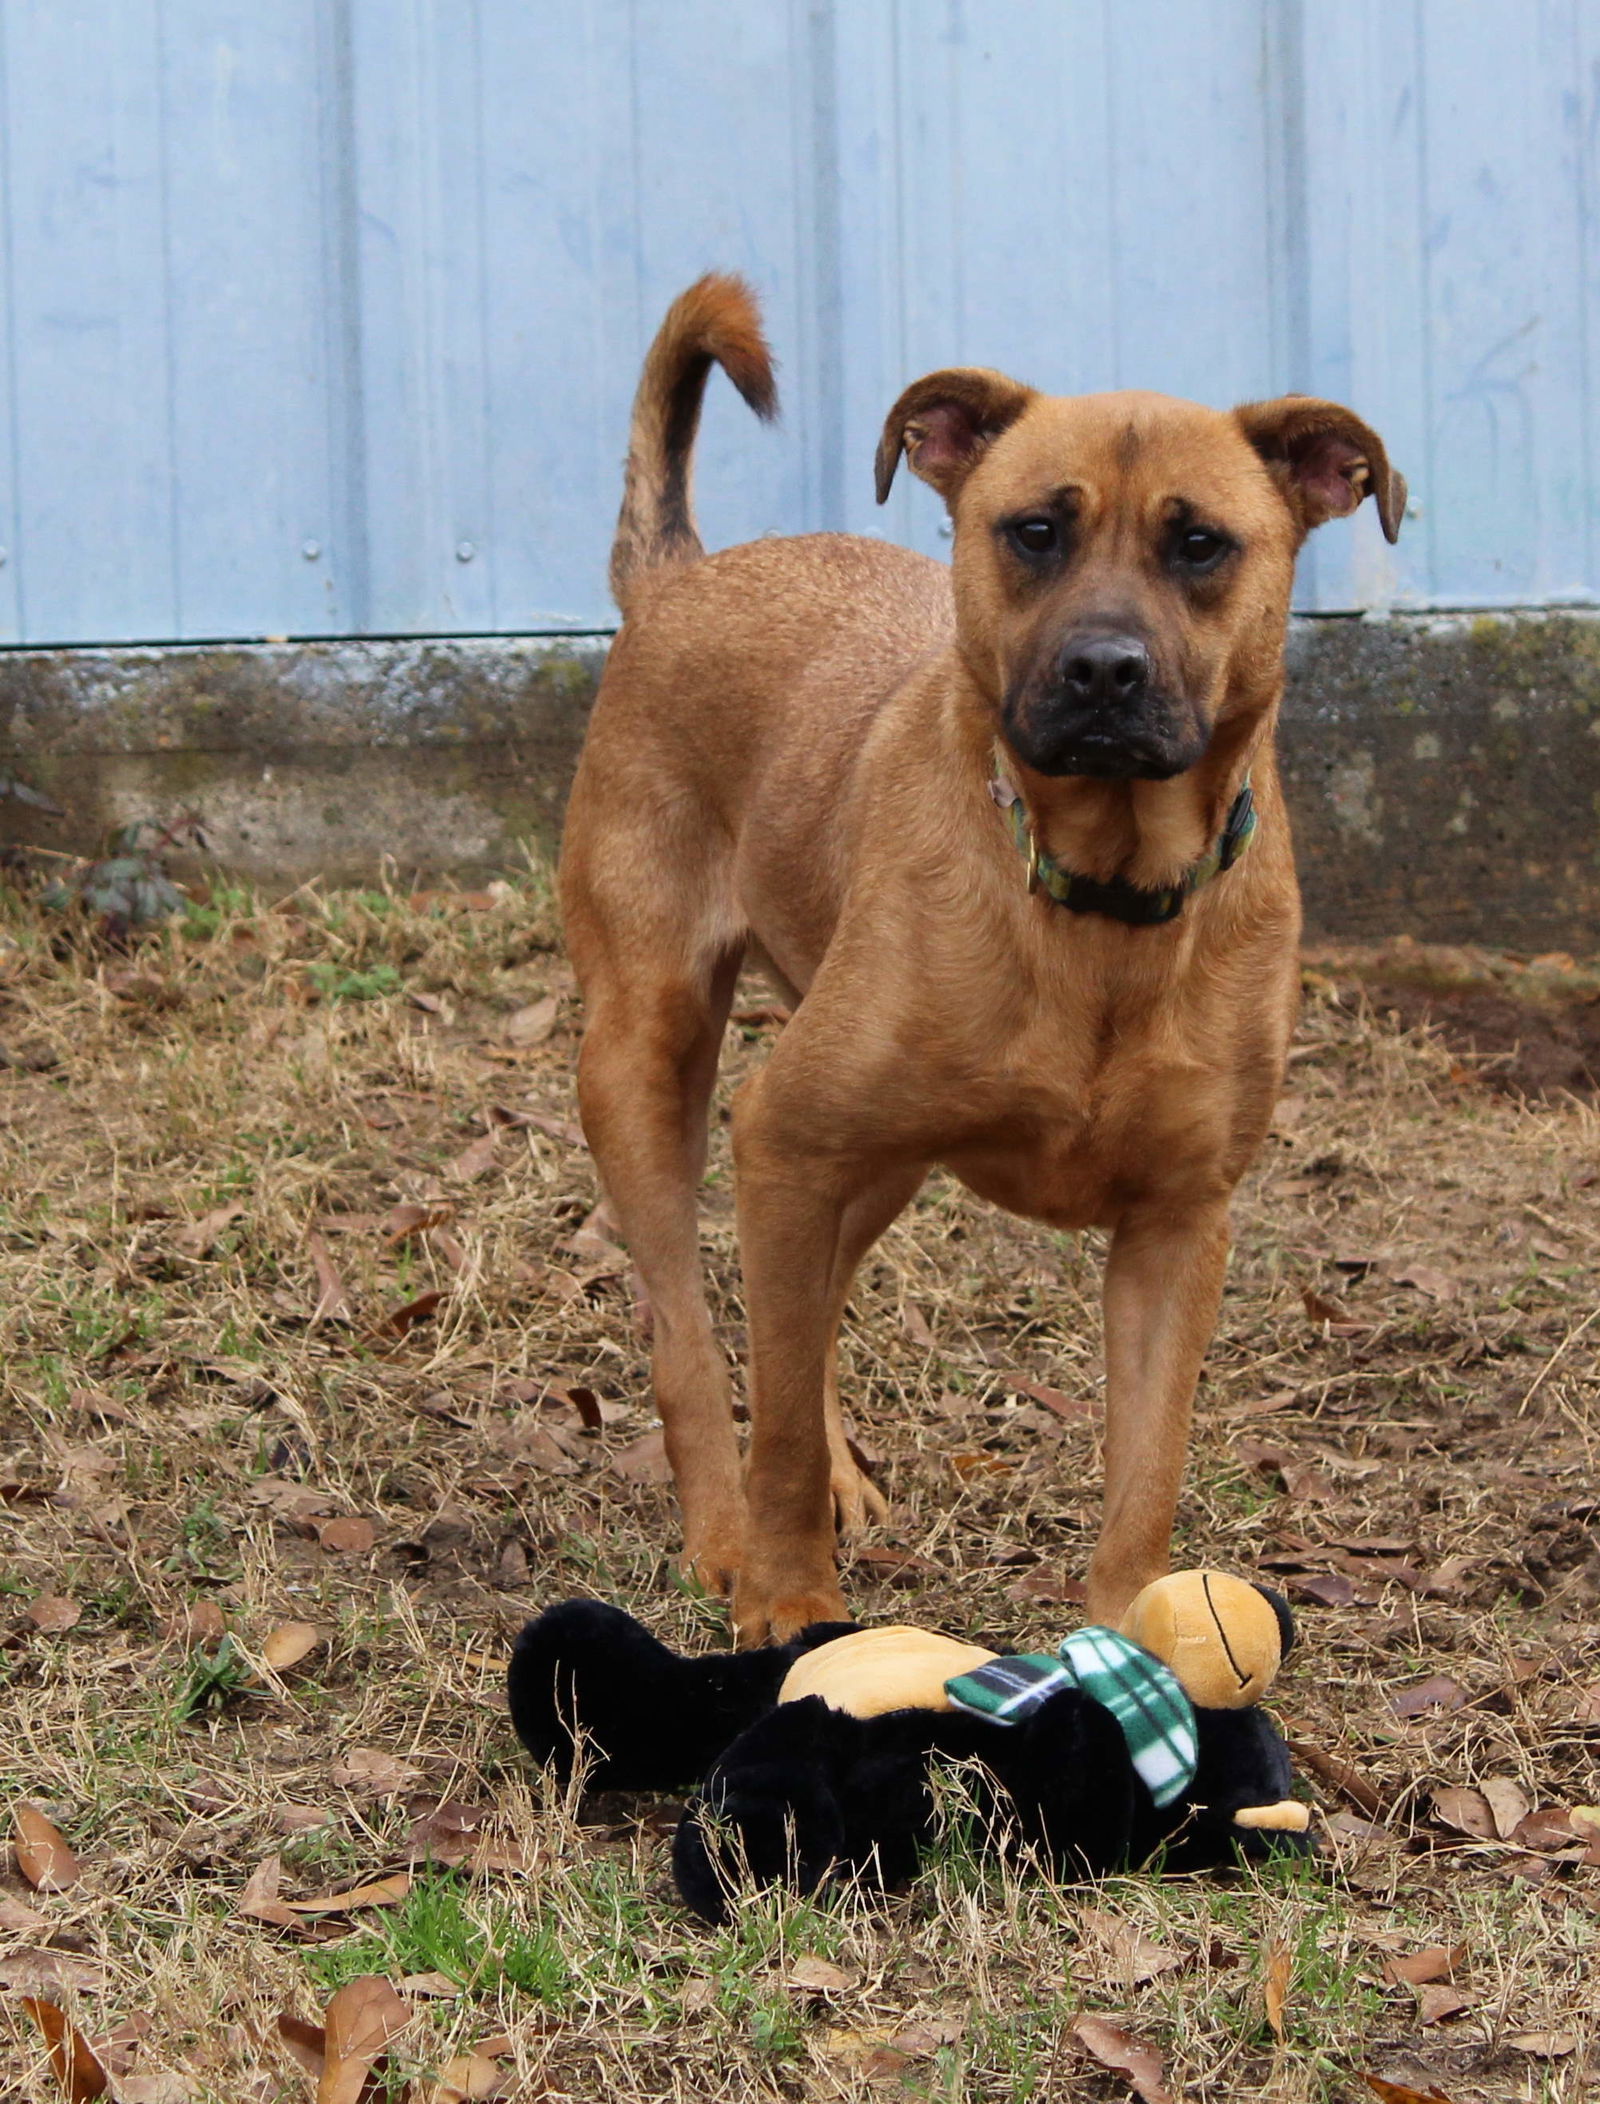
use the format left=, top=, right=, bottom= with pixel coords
left=0, top=864, right=1597, bottom=2099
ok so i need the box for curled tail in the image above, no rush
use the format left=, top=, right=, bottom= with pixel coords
left=609, top=273, right=778, bottom=610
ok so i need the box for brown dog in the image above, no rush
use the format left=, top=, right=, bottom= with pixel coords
left=561, top=275, right=1404, bottom=1645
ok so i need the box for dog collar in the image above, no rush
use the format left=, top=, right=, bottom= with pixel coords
left=990, top=753, right=1257, bottom=926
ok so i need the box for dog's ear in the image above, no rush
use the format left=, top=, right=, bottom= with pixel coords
left=876, top=368, right=1036, bottom=506
left=1234, top=396, right=1407, bottom=545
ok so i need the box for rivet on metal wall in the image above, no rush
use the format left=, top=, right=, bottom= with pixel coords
left=456, top=540, right=476, bottom=562
left=302, top=539, right=322, bottom=560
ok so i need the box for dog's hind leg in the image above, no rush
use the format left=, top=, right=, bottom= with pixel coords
left=570, top=915, right=748, bottom=1593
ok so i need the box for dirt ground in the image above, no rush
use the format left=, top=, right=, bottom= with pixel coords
left=0, top=870, right=1596, bottom=2104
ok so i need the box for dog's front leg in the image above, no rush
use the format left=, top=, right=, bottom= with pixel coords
left=1086, top=1197, right=1233, bottom=1625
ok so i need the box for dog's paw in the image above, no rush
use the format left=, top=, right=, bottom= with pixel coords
left=830, top=1458, right=890, bottom=1538
left=732, top=1576, right=850, bottom=1650
left=679, top=1525, right=744, bottom=1600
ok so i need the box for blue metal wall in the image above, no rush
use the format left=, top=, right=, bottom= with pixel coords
left=2, top=1, right=1598, bottom=644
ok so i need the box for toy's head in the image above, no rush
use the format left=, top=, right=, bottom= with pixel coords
left=1119, top=1570, right=1306, bottom=1836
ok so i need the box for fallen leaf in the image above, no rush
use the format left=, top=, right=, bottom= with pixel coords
left=1510, top=1806, right=1576, bottom=1851
left=901, top=1303, right=938, bottom=1350
left=317, top=1516, right=375, bottom=1555
left=66, top=1388, right=137, bottom=1426
left=504, top=995, right=559, bottom=1047
left=21, top=1997, right=111, bottom=2101
left=851, top=1544, right=939, bottom=1585
left=950, top=1450, right=1012, bottom=1479
left=272, top=1804, right=333, bottom=1836
left=398, top=1972, right=462, bottom=2000
left=261, top=1621, right=326, bottom=1673
left=0, top=1891, right=50, bottom=1933
left=609, top=1430, right=673, bottom=1485
left=1263, top=1941, right=1291, bottom=2041
left=1387, top=1262, right=1457, bottom=1300
left=1290, top=1571, right=1359, bottom=1608
left=1430, top=1787, right=1495, bottom=1840
left=787, top=1957, right=858, bottom=1993
left=445, top=1133, right=498, bottom=1182
left=1414, top=1984, right=1474, bottom=2025
left=25, top=1595, right=81, bottom=1634
left=236, top=1853, right=299, bottom=1930
left=1382, top=1946, right=1464, bottom=1988
left=1391, top=1675, right=1468, bottom=1719
left=421, top=2053, right=508, bottom=2103
left=1009, top=1376, right=1094, bottom=1422
left=282, top=1872, right=411, bottom=1915
left=307, top=1232, right=352, bottom=1323
left=318, top=1974, right=413, bottom=2104
left=1006, top=1567, right=1089, bottom=1608
left=888, top=2019, right=962, bottom=2056
left=514, top=1111, right=586, bottom=1147
left=276, top=2013, right=327, bottom=2079
left=332, top=1748, right=423, bottom=1795
left=13, top=1804, right=82, bottom=1891
left=1301, top=1286, right=1349, bottom=1324
left=1077, top=1907, right=1183, bottom=1985
left=1281, top=1464, right=1335, bottom=1502
left=173, top=1203, right=245, bottom=1257
left=1363, top=2079, right=1459, bottom=2104
left=163, top=1600, right=227, bottom=1648
left=383, top=1201, right=456, bottom=1245
left=731, top=1002, right=791, bottom=1027
left=0, top=1952, right=107, bottom=1997
left=386, top=1289, right=446, bottom=1337
left=1473, top=1776, right=1529, bottom=1840
left=116, top=2079, right=198, bottom=2104
left=1506, top=2031, right=1577, bottom=2057
left=1071, top=2014, right=1172, bottom=2104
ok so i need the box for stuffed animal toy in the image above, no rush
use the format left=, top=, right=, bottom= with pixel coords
left=508, top=1570, right=1311, bottom=1924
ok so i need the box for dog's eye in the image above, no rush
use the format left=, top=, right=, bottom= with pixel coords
left=1172, top=526, right=1232, bottom=572
left=1008, top=517, right=1059, bottom=557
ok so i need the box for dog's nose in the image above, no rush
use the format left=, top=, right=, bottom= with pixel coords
left=1060, top=633, right=1151, bottom=707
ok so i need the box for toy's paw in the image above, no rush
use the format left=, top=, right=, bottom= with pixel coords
left=732, top=1575, right=850, bottom=1649
left=830, top=1454, right=889, bottom=1538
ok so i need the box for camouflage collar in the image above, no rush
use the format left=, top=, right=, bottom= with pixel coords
left=990, top=755, right=1257, bottom=927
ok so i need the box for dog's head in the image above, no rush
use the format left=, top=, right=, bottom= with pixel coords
left=877, top=373, right=1405, bottom=780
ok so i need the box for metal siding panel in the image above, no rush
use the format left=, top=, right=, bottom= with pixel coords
left=158, top=4, right=343, bottom=636
left=0, top=0, right=178, bottom=643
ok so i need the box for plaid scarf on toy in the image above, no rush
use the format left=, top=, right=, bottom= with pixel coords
left=944, top=1627, right=1199, bottom=1808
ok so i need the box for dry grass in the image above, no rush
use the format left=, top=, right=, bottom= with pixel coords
left=0, top=867, right=1596, bottom=2103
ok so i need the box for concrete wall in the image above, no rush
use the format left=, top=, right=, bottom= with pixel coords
left=5, top=612, right=1600, bottom=949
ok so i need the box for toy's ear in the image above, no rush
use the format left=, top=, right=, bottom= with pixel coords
left=1251, top=1583, right=1296, bottom=1662
left=1120, top=1571, right=1283, bottom=1710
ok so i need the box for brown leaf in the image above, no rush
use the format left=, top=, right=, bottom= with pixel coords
left=1430, top=1786, right=1495, bottom=1840
left=0, top=1952, right=108, bottom=1998
left=950, top=1450, right=1012, bottom=1479
left=1363, top=2079, right=1459, bottom=2104
left=1077, top=1907, right=1183, bottom=1985
left=1382, top=1945, right=1464, bottom=1987
left=262, top=1621, right=326, bottom=1673
left=901, top=1302, right=938, bottom=1350
left=13, top=1804, right=82, bottom=1892
left=276, top=2012, right=327, bottom=2079
left=0, top=1890, right=50, bottom=1934
left=163, top=1600, right=227, bottom=1648
left=1510, top=1806, right=1577, bottom=1851
left=66, top=1388, right=137, bottom=1426
left=25, top=1594, right=82, bottom=1634
left=514, top=1110, right=586, bottom=1146
left=397, top=1972, right=462, bottom=2000
left=282, top=1873, right=411, bottom=1915
left=504, top=995, right=559, bottom=1048
left=786, top=1957, right=858, bottom=1993
left=609, top=1429, right=674, bottom=1484
left=1281, top=1464, right=1334, bottom=1502
left=1010, top=1376, right=1094, bottom=1422
left=319, top=1974, right=413, bottom=2104
left=1301, top=1285, right=1349, bottom=1324
left=1505, top=2031, right=1577, bottom=2057
left=386, top=1289, right=446, bottom=1336
left=1479, top=1776, right=1530, bottom=1840
left=236, top=1853, right=299, bottom=1930
left=445, top=1132, right=498, bottom=1182
left=332, top=1748, right=423, bottom=1795
left=851, top=1544, right=940, bottom=1586
left=1414, top=1984, right=1474, bottom=2025
left=307, top=1232, right=352, bottom=1323
left=21, top=1997, right=111, bottom=2102
left=173, top=1203, right=245, bottom=1257
left=731, top=1002, right=791, bottom=1027
left=317, top=1515, right=375, bottom=1555
left=1387, top=1262, right=1458, bottom=1300
left=1006, top=1567, right=1088, bottom=1608
left=1391, top=1674, right=1468, bottom=1718
left=1263, top=1941, right=1291, bottom=2041
left=1071, top=2015, right=1172, bottom=2104
left=421, top=2054, right=508, bottom=2103
left=383, top=1201, right=456, bottom=1245
left=888, top=2018, right=962, bottom=2057
left=1290, top=1571, right=1359, bottom=1608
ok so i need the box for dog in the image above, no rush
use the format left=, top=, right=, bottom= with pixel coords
left=560, top=275, right=1404, bottom=1646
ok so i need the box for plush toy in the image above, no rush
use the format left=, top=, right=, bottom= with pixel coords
left=508, top=1571, right=1311, bottom=1924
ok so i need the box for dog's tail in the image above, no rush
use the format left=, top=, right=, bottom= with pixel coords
left=609, top=274, right=778, bottom=611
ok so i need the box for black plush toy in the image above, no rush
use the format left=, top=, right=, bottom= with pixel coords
left=508, top=1570, right=1311, bottom=1924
